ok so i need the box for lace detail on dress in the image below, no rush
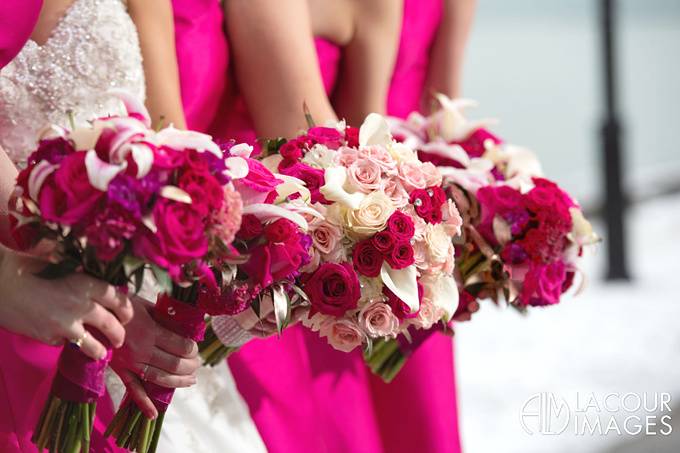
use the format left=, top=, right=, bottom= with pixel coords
left=0, top=0, right=145, bottom=166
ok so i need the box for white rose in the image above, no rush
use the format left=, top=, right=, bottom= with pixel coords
left=346, top=192, right=395, bottom=238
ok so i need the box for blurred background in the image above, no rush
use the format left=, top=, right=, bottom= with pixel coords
left=455, top=0, right=680, bottom=451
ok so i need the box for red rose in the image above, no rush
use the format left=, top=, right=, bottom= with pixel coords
left=385, top=240, right=415, bottom=270
left=264, top=218, right=298, bottom=244
left=307, top=127, right=343, bottom=149
left=372, top=230, right=396, bottom=254
left=178, top=169, right=224, bottom=217
left=303, top=262, right=361, bottom=316
left=352, top=240, right=384, bottom=277
left=383, top=286, right=419, bottom=320
left=279, top=140, right=303, bottom=161
left=242, top=237, right=308, bottom=289
left=40, top=152, right=103, bottom=227
left=386, top=211, right=415, bottom=239
left=409, top=189, right=433, bottom=220
left=426, top=206, right=443, bottom=225
left=237, top=214, right=263, bottom=241
left=345, top=126, right=360, bottom=148
left=429, top=186, right=447, bottom=207
left=454, top=128, right=501, bottom=158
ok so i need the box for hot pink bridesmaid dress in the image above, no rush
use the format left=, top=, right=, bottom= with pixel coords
left=372, top=2, right=463, bottom=452
left=0, top=0, right=42, bottom=69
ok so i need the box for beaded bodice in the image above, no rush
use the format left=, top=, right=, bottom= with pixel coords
left=0, top=0, right=145, bottom=166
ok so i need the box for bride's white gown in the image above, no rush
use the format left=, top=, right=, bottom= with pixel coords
left=0, top=1, right=265, bottom=451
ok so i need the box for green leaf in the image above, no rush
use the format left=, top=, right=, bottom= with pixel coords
left=251, top=296, right=261, bottom=318
left=132, top=266, right=145, bottom=294
left=272, top=286, right=289, bottom=335
left=151, top=265, right=173, bottom=295
left=35, top=260, right=79, bottom=280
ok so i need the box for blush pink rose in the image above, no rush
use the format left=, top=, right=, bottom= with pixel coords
left=421, top=162, right=443, bottom=187
left=321, top=319, right=365, bottom=352
left=381, top=176, right=410, bottom=208
left=398, top=161, right=427, bottom=192
left=338, top=146, right=360, bottom=167
left=359, top=302, right=399, bottom=338
left=310, top=219, right=343, bottom=256
left=359, top=145, right=397, bottom=173
left=347, top=158, right=382, bottom=193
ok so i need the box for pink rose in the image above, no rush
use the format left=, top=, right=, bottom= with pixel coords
left=359, top=302, right=399, bottom=338
left=310, top=219, right=343, bottom=256
left=442, top=199, right=463, bottom=237
left=303, top=262, right=361, bottom=316
left=347, top=158, right=382, bottom=193
left=321, top=319, right=365, bottom=352
left=234, top=158, right=282, bottom=205
left=421, top=162, right=443, bottom=187
left=359, top=145, right=397, bottom=173
left=381, top=176, right=410, bottom=208
left=398, top=161, right=427, bottom=192
left=134, top=198, right=208, bottom=273
left=338, top=146, right=360, bottom=167
left=40, top=152, right=103, bottom=227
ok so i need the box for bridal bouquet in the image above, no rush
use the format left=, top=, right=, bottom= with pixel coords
left=259, top=114, right=462, bottom=380
left=198, top=143, right=313, bottom=366
left=390, top=95, right=599, bottom=324
left=9, top=93, right=243, bottom=453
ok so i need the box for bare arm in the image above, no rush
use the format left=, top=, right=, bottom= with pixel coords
left=424, top=0, right=477, bottom=108
left=224, top=0, right=337, bottom=138
left=128, top=0, right=187, bottom=129
left=0, top=147, right=18, bottom=247
left=332, top=0, right=402, bottom=125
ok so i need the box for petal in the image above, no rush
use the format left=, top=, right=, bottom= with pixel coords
left=155, top=127, right=222, bottom=158
left=109, top=89, right=151, bottom=127
left=274, top=174, right=311, bottom=203
left=225, top=156, right=250, bottom=180
left=419, top=141, right=471, bottom=166
left=159, top=186, right=192, bottom=204
left=430, top=275, right=459, bottom=321
left=229, top=143, right=253, bottom=158
left=85, top=150, right=127, bottom=191
left=242, top=203, right=308, bottom=231
left=381, top=263, right=419, bottom=314
left=319, top=167, right=365, bottom=209
left=359, top=113, right=392, bottom=147
left=28, top=161, right=58, bottom=201
left=130, top=143, right=154, bottom=178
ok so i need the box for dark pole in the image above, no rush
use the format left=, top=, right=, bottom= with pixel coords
left=600, top=0, right=630, bottom=280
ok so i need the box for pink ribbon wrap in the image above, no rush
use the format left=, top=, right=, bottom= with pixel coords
left=143, top=294, right=206, bottom=412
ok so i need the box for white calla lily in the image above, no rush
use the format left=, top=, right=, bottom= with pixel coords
left=159, top=186, right=192, bottom=204
left=275, top=174, right=311, bottom=202
left=28, top=161, right=58, bottom=201
left=380, top=264, right=420, bottom=314
left=359, top=113, right=392, bottom=147
left=224, top=156, right=250, bottom=180
left=155, top=127, right=222, bottom=158
left=319, top=167, right=365, bottom=209
left=85, top=150, right=127, bottom=191
left=431, top=94, right=495, bottom=142
left=430, top=275, right=459, bottom=321
left=419, top=141, right=471, bottom=166
left=243, top=203, right=308, bottom=230
left=109, top=89, right=151, bottom=127
left=130, top=143, right=154, bottom=178
left=229, top=143, right=254, bottom=158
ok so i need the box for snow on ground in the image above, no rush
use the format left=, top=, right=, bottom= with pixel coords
left=456, top=194, right=680, bottom=453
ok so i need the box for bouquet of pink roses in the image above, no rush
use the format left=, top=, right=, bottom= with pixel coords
left=9, top=93, right=243, bottom=453
left=259, top=114, right=463, bottom=382
left=197, top=142, right=314, bottom=366
left=390, top=95, right=599, bottom=320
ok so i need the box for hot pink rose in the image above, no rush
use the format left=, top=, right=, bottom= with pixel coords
left=385, top=240, right=415, bottom=270
left=279, top=162, right=328, bottom=204
left=520, top=261, right=567, bottom=306
left=133, top=199, right=208, bottom=273
left=264, top=218, right=298, bottom=244
left=398, top=161, right=427, bottom=192
left=279, top=140, right=303, bottom=161
left=242, top=235, right=308, bottom=289
left=237, top=214, right=264, bottom=241
left=347, top=158, right=382, bottom=193
left=303, top=262, right=361, bottom=316
left=307, top=127, right=344, bottom=148
left=40, top=152, right=103, bottom=227
left=387, top=211, right=415, bottom=239
left=234, top=158, right=282, bottom=205
left=178, top=169, right=224, bottom=217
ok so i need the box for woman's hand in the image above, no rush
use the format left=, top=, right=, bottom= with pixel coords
left=110, top=295, right=200, bottom=419
left=234, top=297, right=309, bottom=339
left=0, top=248, right=133, bottom=359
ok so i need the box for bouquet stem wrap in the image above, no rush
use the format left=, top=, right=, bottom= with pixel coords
left=365, top=327, right=447, bottom=383
left=105, top=293, right=206, bottom=453
left=32, top=331, right=111, bottom=453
